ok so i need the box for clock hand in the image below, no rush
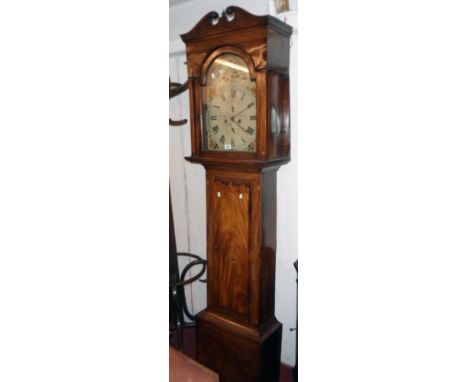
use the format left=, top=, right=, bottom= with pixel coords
left=227, top=121, right=239, bottom=134
left=231, top=119, right=247, bottom=132
left=231, top=102, right=254, bottom=118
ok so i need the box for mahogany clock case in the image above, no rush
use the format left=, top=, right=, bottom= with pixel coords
left=195, top=166, right=283, bottom=382
left=182, top=6, right=292, bottom=169
left=180, top=6, right=293, bottom=382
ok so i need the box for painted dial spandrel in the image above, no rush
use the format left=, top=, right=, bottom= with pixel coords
left=203, top=54, right=256, bottom=152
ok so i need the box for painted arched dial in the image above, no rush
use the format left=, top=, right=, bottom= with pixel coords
left=202, top=54, right=256, bottom=152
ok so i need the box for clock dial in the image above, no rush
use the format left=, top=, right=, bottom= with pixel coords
left=203, top=54, right=256, bottom=152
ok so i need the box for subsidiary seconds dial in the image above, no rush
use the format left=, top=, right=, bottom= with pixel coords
left=203, top=54, right=256, bottom=152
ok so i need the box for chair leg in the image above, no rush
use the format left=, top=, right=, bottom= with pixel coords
left=176, top=308, right=185, bottom=352
left=171, top=284, right=185, bottom=352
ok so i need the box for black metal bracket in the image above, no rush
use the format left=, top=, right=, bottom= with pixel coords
left=169, top=77, right=189, bottom=126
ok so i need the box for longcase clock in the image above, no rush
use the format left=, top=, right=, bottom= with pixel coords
left=181, top=6, right=292, bottom=382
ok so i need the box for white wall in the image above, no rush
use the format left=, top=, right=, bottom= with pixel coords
left=170, top=49, right=207, bottom=320
left=169, top=0, right=298, bottom=366
left=170, top=0, right=298, bottom=40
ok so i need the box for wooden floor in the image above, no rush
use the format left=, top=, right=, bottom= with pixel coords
left=169, top=327, right=294, bottom=382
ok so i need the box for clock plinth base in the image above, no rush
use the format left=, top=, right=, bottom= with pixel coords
left=196, top=310, right=282, bottom=382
